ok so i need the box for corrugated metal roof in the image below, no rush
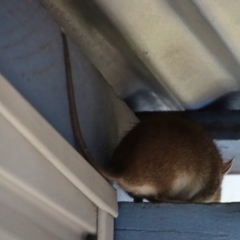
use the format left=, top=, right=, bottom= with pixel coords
left=41, top=0, right=240, bottom=111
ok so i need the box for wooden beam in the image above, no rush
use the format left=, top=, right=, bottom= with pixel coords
left=136, top=111, right=240, bottom=140
left=115, top=202, right=240, bottom=240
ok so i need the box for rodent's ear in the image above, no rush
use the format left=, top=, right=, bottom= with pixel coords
left=222, top=158, right=234, bottom=174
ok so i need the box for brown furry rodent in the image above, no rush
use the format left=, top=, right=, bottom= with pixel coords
left=61, top=31, right=232, bottom=203
left=104, top=114, right=233, bottom=203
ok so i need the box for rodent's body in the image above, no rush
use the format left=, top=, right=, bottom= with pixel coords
left=106, top=115, right=232, bottom=203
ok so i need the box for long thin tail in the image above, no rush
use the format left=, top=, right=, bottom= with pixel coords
left=61, top=30, right=115, bottom=180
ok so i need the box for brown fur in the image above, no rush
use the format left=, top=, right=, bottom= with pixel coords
left=106, top=114, right=233, bottom=203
